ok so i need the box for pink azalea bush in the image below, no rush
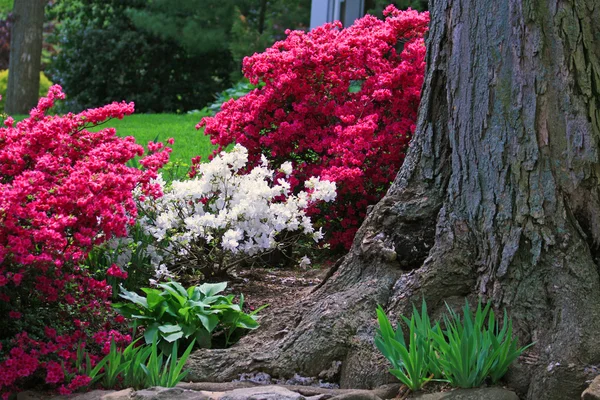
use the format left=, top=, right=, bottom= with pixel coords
left=0, top=86, right=170, bottom=397
left=199, top=6, right=429, bottom=249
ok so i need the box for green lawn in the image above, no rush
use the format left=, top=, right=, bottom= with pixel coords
left=103, top=113, right=216, bottom=181
left=103, top=113, right=215, bottom=162
left=14, top=112, right=217, bottom=181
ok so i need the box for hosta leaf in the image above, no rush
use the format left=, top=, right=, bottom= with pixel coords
left=197, top=313, right=219, bottom=333
left=144, top=323, right=159, bottom=344
left=199, top=282, right=227, bottom=297
left=235, top=313, right=259, bottom=330
left=119, top=287, right=148, bottom=309
left=158, top=324, right=182, bottom=334
left=162, top=331, right=184, bottom=342
left=145, top=291, right=165, bottom=310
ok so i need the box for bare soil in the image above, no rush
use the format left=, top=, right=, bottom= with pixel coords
left=224, top=265, right=331, bottom=315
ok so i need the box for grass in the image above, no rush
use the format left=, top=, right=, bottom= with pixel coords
left=98, top=113, right=215, bottom=164
left=100, top=113, right=217, bottom=181
left=14, top=112, right=217, bottom=181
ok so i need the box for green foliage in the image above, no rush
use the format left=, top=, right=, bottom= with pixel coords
left=76, top=338, right=193, bottom=389
left=203, top=79, right=264, bottom=116
left=366, top=0, right=428, bottom=17
left=48, top=0, right=232, bottom=113
left=126, top=0, right=236, bottom=56
left=0, top=0, right=12, bottom=18
left=126, top=0, right=310, bottom=80
left=0, top=70, right=52, bottom=113
left=113, top=281, right=266, bottom=353
left=84, top=222, right=157, bottom=299
left=375, top=301, right=439, bottom=391
left=375, top=299, right=533, bottom=392
left=430, top=300, right=534, bottom=388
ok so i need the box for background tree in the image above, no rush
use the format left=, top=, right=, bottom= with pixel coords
left=366, top=0, right=428, bottom=15
left=5, top=0, right=45, bottom=114
left=184, top=0, right=600, bottom=399
left=48, top=0, right=310, bottom=112
left=127, top=0, right=310, bottom=80
left=48, top=0, right=232, bottom=113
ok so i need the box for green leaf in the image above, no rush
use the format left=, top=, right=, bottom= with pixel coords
left=348, top=80, right=364, bottom=93
left=162, top=331, right=184, bottom=342
left=158, top=324, right=182, bottom=334
left=144, top=323, right=160, bottom=345
left=234, top=313, right=259, bottom=330
left=199, top=282, right=227, bottom=297
left=145, top=290, right=166, bottom=310
left=197, top=313, right=219, bottom=333
left=119, top=287, right=148, bottom=309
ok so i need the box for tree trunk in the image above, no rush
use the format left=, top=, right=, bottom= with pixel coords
left=186, top=0, right=600, bottom=398
left=257, top=0, right=267, bottom=34
left=5, top=0, right=45, bottom=115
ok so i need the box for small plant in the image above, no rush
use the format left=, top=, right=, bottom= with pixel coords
left=113, top=281, right=266, bottom=353
left=430, top=300, right=534, bottom=388
left=375, top=299, right=533, bottom=392
left=375, top=301, right=439, bottom=391
left=139, top=339, right=194, bottom=388
left=77, top=338, right=193, bottom=390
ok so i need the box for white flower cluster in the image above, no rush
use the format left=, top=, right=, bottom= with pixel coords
left=137, top=144, right=336, bottom=277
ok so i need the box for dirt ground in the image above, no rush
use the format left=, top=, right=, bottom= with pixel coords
left=224, top=264, right=331, bottom=315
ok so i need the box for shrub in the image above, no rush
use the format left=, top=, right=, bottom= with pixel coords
left=0, top=70, right=53, bottom=113
left=200, top=6, right=429, bottom=249
left=137, top=144, right=336, bottom=279
left=375, top=299, right=533, bottom=392
left=113, top=281, right=265, bottom=352
left=48, top=0, right=232, bottom=113
left=0, top=85, right=171, bottom=397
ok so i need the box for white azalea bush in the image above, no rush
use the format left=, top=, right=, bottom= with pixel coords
left=137, top=144, right=336, bottom=279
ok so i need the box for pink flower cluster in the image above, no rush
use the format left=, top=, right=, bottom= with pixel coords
left=106, top=264, right=128, bottom=280
left=0, top=85, right=170, bottom=396
left=199, top=6, right=429, bottom=249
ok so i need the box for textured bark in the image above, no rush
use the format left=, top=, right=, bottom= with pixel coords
left=187, top=1, right=600, bottom=398
left=6, top=0, right=45, bottom=115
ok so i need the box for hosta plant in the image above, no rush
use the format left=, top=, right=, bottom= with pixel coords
left=113, top=281, right=265, bottom=353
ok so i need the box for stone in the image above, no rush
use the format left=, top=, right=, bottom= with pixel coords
left=219, top=385, right=306, bottom=400
left=329, top=391, right=382, bottom=400
left=583, top=375, right=600, bottom=400
left=133, top=387, right=210, bottom=400
left=409, top=387, right=519, bottom=400
left=101, top=389, right=135, bottom=400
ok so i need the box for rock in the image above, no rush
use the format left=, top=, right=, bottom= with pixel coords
left=18, top=390, right=130, bottom=400
left=408, top=387, right=519, bottom=400
left=220, top=385, right=306, bottom=400
left=134, top=387, right=210, bottom=400
left=583, top=375, right=600, bottom=399
left=329, top=391, right=382, bottom=400
left=17, top=392, right=68, bottom=400
left=319, top=361, right=342, bottom=383
left=101, top=389, right=135, bottom=400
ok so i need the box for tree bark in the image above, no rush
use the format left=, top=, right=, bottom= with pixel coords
left=186, top=0, right=600, bottom=398
left=5, top=0, right=45, bottom=115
